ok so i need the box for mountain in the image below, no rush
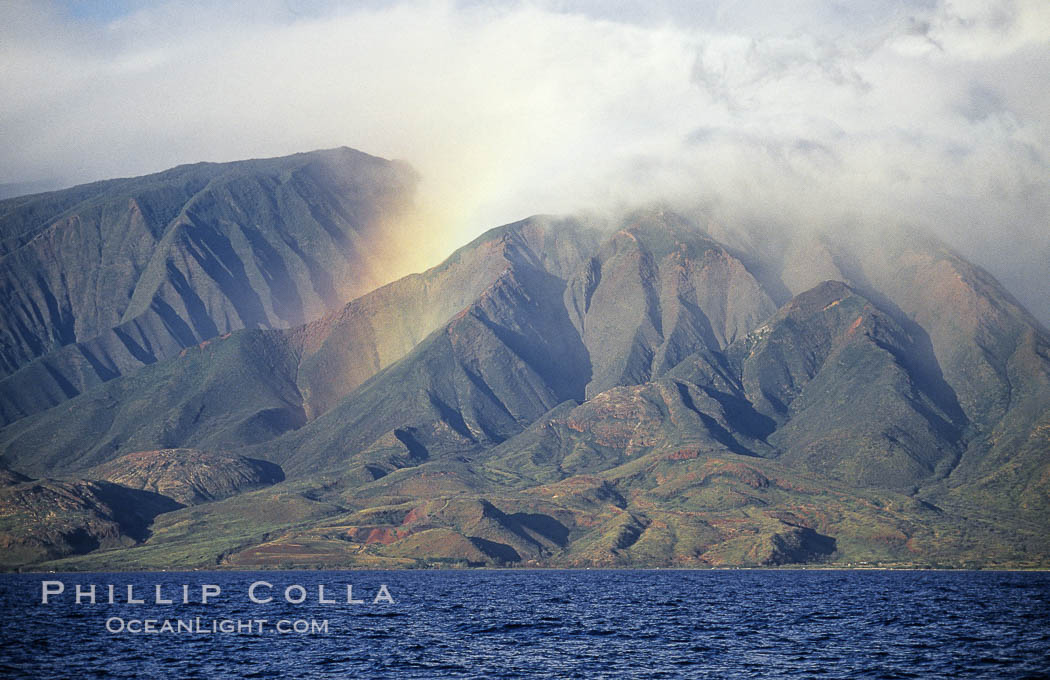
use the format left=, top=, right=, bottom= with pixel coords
left=747, top=226, right=1050, bottom=523
left=0, top=216, right=602, bottom=476
left=0, top=147, right=416, bottom=427
left=0, top=155, right=1047, bottom=572
left=483, top=280, right=963, bottom=491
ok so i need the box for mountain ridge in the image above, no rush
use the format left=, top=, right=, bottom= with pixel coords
left=0, top=147, right=415, bottom=426
left=0, top=153, right=1047, bottom=571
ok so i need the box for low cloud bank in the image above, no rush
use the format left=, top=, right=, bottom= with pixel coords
left=2, top=0, right=1047, bottom=321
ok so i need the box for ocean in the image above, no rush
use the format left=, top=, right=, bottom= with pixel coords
left=1, top=569, right=1048, bottom=678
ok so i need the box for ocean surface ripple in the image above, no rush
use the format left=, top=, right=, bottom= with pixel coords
left=1, top=570, right=1048, bottom=679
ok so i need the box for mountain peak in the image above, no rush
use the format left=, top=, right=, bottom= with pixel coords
left=782, top=279, right=855, bottom=315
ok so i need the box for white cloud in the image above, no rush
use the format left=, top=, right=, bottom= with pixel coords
left=1, top=0, right=1048, bottom=320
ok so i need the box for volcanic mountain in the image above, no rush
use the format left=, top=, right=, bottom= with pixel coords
left=0, top=150, right=1047, bottom=571
left=0, top=147, right=416, bottom=427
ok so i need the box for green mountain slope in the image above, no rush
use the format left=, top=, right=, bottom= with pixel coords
left=0, top=147, right=415, bottom=426
left=0, top=329, right=306, bottom=475
left=0, top=165, right=1047, bottom=571
left=0, top=217, right=601, bottom=477
left=482, top=281, right=966, bottom=493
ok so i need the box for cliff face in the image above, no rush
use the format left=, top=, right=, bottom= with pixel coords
left=1, top=156, right=1048, bottom=571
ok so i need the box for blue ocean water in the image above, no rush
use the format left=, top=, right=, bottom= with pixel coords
left=0, top=569, right=1048, bottom=679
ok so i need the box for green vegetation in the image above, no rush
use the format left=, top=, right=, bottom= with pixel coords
left=1, top=162, right=1047, bottom=572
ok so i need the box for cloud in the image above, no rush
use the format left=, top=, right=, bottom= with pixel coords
left=1, top=0, right=1048, bottom=321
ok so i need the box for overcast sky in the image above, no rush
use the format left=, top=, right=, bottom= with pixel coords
left=2, top=0, right=1048, bottom=321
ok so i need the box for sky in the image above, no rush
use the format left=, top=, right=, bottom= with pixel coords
left=2, top=0, right=1048, bottom=322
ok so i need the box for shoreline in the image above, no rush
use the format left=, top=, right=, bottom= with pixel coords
left=6, top=565, right=1050, bottom=575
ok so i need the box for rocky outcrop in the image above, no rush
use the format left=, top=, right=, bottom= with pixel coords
left=87, top=449, right=284, bottom=505
left=0, top=477, right=180, bottom=568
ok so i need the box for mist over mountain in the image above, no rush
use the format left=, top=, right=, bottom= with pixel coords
left=3, top=1, right=1048, bottom=326
left=0, top=180, right=65, bottom=200
left=1, top=149, right=1046, bottom=571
